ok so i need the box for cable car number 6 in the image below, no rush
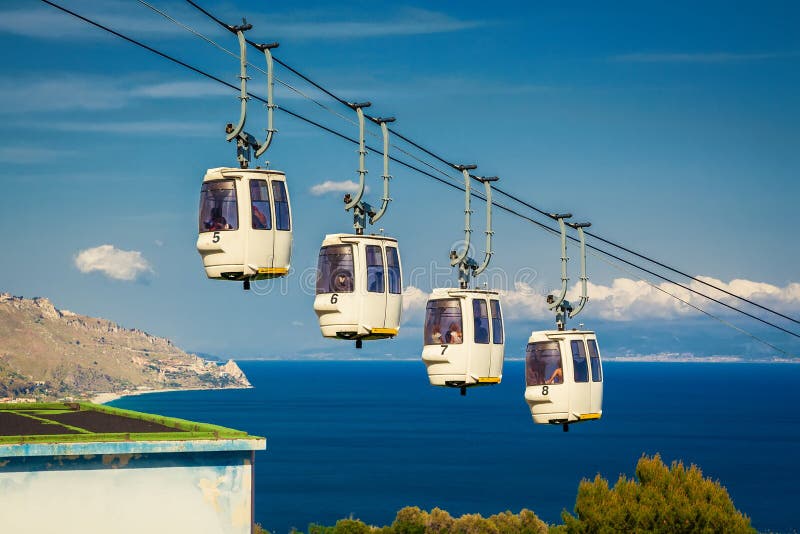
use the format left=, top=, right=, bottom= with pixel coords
left=330, top=293, right=338, bottom=304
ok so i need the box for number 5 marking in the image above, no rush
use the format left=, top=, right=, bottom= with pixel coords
left=212, top=231, right=220, bottom=243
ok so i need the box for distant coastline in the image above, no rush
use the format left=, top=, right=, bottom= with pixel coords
left=91, top=384, right=253, bottom=405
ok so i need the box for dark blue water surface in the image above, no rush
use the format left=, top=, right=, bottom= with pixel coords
left=110, top=361, right=800, bottom=533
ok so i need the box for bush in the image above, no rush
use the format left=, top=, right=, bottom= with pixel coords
left=558, top=453, right=755, bottom=533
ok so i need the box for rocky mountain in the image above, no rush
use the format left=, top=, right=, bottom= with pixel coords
left=0, top=292, right=251, bottom=401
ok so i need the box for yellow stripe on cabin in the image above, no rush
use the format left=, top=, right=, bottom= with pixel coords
left=578, top=413, right=602, bottom=420
left=477, top=377, right=501, bottom=384
left=370, top=328, right=398, bottom=336
left=257, top=268, right=289, bottom=275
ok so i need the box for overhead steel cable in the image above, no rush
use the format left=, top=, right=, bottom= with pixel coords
left=182, top=0, right=800, bottom=328
left=39, top=0, right=800, bottom=348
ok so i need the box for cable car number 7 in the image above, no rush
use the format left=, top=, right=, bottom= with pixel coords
left=440, top=344, right=448, bottom=355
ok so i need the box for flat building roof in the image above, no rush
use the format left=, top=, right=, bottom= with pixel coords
left=0, top=402, right=265, bottom=457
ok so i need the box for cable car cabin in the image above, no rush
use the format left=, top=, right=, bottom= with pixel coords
left=524, top=330, right=603, bottom=430
left=314, top=233, right=403, bottom=344
left=196, top=167, right=292, bottom=283
left=422, top=288, right=505, bottom=394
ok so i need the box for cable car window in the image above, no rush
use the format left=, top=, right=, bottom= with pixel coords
left=490, top=299, right=503, bottom=344
left=588, top=339, right=602, bottom=382
left=316, top=245, right=354, bottom=294
left=250, top=180, right=271, bottom=230
left=571, top=340, right=589, bottom=383
left=386, top=247, right=401, bottom=295
left=272, top=181, right=291, bottom=231
left=424, top=299, right=462, bottom=345
left=366, top=245, right=385, bottom=293
left=199, top=180, right=238, bottom=232
left=473, top=299, right=490, bottom=344
left=526, top=342, right=563, bottom=386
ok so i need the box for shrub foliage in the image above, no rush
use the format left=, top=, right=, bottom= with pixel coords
left=558, top=454, right=755, bottom=533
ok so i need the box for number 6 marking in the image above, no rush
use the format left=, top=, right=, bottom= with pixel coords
left=330, top=293, right=339, bottom=304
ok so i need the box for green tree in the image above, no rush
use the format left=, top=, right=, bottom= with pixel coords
left=559, top=454, right=755, bottom=534
left=391, top=506, right=428, bottom=534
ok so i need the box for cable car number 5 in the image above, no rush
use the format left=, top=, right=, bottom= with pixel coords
left=212, top=231, right=220, bottom=243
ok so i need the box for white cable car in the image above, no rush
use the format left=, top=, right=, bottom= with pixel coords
left=197, top=167, right=292, bottom=285
left=422, top=287, right=504, bottom=395
left=196, top=24, right=290, bottom=289
left=524, top=216, right=603, bottom=430
left=421, top=166, right=504, bottom=395
left=313, top=103, right=403, bottom=347
left=314, top=233, right=402, bottom=346
left=524, top=329, right=603, bottom=429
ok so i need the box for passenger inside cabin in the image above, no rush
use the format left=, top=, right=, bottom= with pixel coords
left=206, top=207, right=230, bottom=230
left=429, top=325, right=443, bottom=344
left=252, top=204, right=268, bottom=229
left=547, top=367, right=563, bottom=384
left=333, top=272, right=353, bottom=292
left=445, top=322, right=463, bottom=344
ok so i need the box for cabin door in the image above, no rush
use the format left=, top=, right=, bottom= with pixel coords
left=567, top=338, right=591, bottom=417
left=362, top=244, right=387, bottom=330
left=247, top=179, right=274, bottom=269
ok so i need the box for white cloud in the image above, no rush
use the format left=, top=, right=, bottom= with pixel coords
left=609, top=52, right=794, bottom=63
left=74, top=245, right=153, bottom=281
left=0, top=75, right=236, bottom=114
left=401, top=286, right=429, bottom=323
left=48, top=120, right=217, bottom=137
left=0, top=2, right=193, bottom=40
left=497, top=276, right=800, bottom=322
left=255, top=7, right=487, bottom=41
left=0, top=146, right=74, bottom=163
left=309, top=180, right=370, bottom=196
left=129, top=81, right=232, bottom=99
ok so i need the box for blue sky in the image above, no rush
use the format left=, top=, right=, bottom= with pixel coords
left=1, top=0, right=799, bottom=359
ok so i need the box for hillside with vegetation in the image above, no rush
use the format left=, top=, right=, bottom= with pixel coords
left=256, top=455, right=754, bottom=534
left=0, top=292, right=250, bottom=401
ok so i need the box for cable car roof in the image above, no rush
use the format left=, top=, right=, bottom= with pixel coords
left=203, top=167, right=286, bottom=182
left=429, top=287, right=500, bottom=299
left=529, top=329, right=597, bottom=339
left=321, top=233, right=399, bottom=245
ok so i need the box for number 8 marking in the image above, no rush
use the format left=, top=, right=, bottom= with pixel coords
left=542, top=386, right=549, bottom=395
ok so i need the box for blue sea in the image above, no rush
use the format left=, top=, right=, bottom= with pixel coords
left=110, top=361, right=800, bottom=533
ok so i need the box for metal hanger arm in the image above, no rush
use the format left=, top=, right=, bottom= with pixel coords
left=254, top=41, right=279, bottom=158
left=474, top=176, right=499, bottom=276
left=369, top=117, right=396, bottom=225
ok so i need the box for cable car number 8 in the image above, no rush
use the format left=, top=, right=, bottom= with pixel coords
left=542, top=386, right=549, bottom=395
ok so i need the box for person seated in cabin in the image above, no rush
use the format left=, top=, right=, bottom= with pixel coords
left=252, top=204, right=268, bottom=229
left=429, top=324, right=443, bottom=344
left=546, top=367, right=563, bottom=384
left=333, top=271, right=353, bottom=292
left=445, top=322, right=463, bottom=344
left=206, top=207, right=230, bottom=231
